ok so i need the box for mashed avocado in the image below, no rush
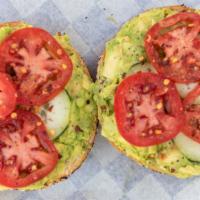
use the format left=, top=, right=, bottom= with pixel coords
left=0, top=23, right=97, bottom=190
left=95, top=6, right=200, bottom=178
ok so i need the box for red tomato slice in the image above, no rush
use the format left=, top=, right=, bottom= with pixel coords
left=114, top=72, right=184, bottom=146
left=183, top=86, right=200, bottom=143
left=145, top=12, right=200, bottom=83
left=0, top=110, right=59, bottom=188
left=0, top=27, right=73, bottom=106
left=0, top=73, right=16, bottom=119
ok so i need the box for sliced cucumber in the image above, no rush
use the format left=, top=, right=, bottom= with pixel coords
left=127, top=62, right=156, bottom=75
left=174, top=133, right=200, bottom=162
left=38, top=90, right=71, bottom=140
left=175, top=82, right=198, bottom=98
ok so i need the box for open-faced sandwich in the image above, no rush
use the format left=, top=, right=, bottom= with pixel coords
left=95, top=5, right=200, bottom=178
left=0, top=22, right=97, bottom=189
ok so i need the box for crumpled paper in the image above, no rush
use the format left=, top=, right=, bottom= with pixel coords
left=0, top=0, right=200, bottom=199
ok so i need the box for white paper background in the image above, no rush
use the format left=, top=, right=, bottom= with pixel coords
left=0, top=0, right=200, bottom=199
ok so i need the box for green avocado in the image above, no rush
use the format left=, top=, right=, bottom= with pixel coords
left=95, top=6, right=200, bottom=178
left=0, top=23, right=97, bottom=190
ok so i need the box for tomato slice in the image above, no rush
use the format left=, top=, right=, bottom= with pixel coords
left=0, top=110, right=59, bottom=188
left=0, top=73, right=16, bottom=119
left=0, top=27, right=73, bottom=106
left=145, top=12, right=200, bottom=83
left=114, top=72, right=184, bottom=146
left=183, top=86, right=200, bottom=143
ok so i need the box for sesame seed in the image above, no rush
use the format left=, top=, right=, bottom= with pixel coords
left=156, top=102, right=163, bottom=110
left=57, top=49, right=62, bottom=55
left=163, top=79, right=170, bottom=85
left=11, top=112, right=17, bottom=119
left=62, top=64, right=67, bottom=69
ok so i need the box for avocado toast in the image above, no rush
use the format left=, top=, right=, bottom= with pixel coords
left=95, top=5, right=200, bottom=178
left=0, top=22, right=97, bottom=190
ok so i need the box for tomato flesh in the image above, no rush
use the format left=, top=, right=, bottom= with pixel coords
left=0, top=27, right=73, bottom=106
left=0, top=110, right=59, bottom=188
left=145, top=12, right=200, bottom=83
left=0, top=73, right=16, bottom=119
left=114, top=72, right=184, bottom=146
left=183, top=86, right=200, bottom=143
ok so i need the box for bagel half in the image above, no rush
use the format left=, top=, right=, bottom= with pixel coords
left=0, top=21, right=97, bottom=190
left=95, top=5, right=200, bottom=178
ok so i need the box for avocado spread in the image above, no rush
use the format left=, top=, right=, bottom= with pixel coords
left=95, top=6, right=200, bottom=178
left=0, top=23, right=97, bottom=190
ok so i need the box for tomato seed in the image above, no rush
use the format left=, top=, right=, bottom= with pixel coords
left=11, top=43, right=18, bottom=49
left=163, top=79, right=170, bottom=85
left=156, top=102, right=163, bottom=110
left=31, top=164, right=37, bottom=171
left=141, top=132, right=147, bottom=137
left=36, top=122, right=42, bottom=126
left=155, top=129, right=162, bottom=135
left=194, top=66, right=199, bottom=71
left=170, top=56, right=178, bottom=64
left=164, top=87, right=168, bottom=93
left=62, top=64, right=67, bottom=69
left=126, top=113, right=132, bottom=118
left=20, top=67, right=27, bottom=74
left=142, top=85, right=150, bottom=93
left=42, top=89, right=48, bottom=95
left=11, top=112, right=17, bottom=119
left=9, top=49, right=15, bottom=54
left=146, top=35, right=151, bottom=42
left=57, top=49, right=62, bottom=55
left=188, top=23, right=194, bottom=27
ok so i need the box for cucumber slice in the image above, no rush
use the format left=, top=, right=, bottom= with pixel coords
left=174, top=133, right=200, bottom=162
left=127, top=62, right=156, bottom=75
left=38, top=90, right=71, bottom=140
left=175, top=82, right=198, bottom=98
